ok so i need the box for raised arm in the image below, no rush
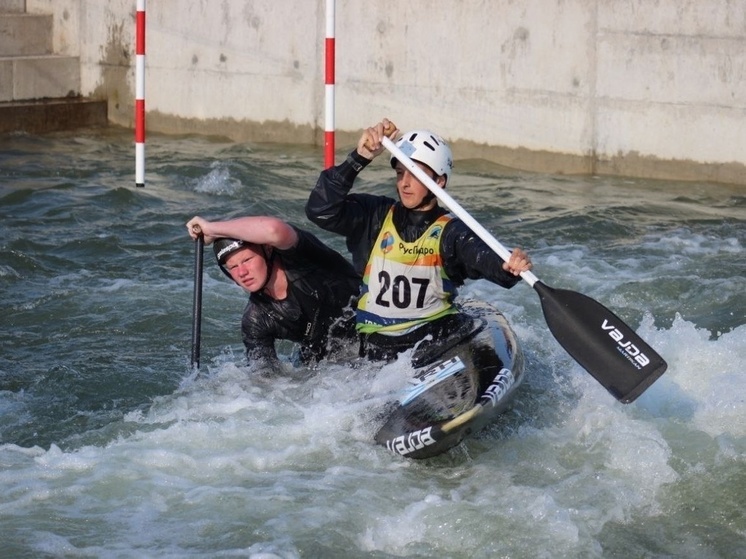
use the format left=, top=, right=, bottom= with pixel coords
left=186, top=216, right=299, bottom=249
left=305, top=118, right=398, bottom=235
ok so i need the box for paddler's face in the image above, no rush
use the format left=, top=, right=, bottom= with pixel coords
left=224, top=246, right=268, bottom=292
left=393, top=161, right=445, bottom=211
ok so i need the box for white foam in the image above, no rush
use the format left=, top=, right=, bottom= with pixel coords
left=193, top=162, right=242, bottom=195
left=1, top=310, right=743, bottom=557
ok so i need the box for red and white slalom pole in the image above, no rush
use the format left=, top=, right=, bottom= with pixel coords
left=324, top=0, right=335, bottom=168
left=135, top=0, right=146, bottom=187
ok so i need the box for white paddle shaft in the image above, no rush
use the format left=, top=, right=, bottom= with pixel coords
left=382, top=136, right=539, bottom=287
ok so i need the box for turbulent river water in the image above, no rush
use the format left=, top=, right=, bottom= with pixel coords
left=1, top=127, right=744, bottom=558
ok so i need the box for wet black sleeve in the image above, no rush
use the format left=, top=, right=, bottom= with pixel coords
left=305, top=150, right=396, bottom=275
left=281, top=227, right=359, bottom=283
left=440, top=219, right=521, bottom=289
left=241, top=302, right=281, bottom=369
left=305, top=150, right=371, bottom=232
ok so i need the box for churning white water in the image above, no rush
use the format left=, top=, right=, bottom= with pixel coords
left=0, top=129, right=743, bottom=558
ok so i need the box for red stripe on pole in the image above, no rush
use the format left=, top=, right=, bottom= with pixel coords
left=324, top=130, right=335, bottom=168
left=136, top=11, right=145, bottom=54
left=135, top=99, right=145, bottom=143
left=324, top=122, right=335, bottom=169
left=325, top=38, right=335, bottom=85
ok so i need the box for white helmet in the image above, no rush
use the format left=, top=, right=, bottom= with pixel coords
left=390, top=130, right=453, bottom=185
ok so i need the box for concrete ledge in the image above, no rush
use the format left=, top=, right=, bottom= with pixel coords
left=0, top=55, right=79, bottom=101
left=0, top=97, right=107, bottom=134
left=0, top=13, right=52, bottom=55
left=0, top=58, right=11, bottom=100
left=0, top=1, right=27, bottom=14
left=14, top=55, right=79, bottom=99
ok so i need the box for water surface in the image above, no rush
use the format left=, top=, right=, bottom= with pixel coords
left=0, top=128, right=744, bottom=558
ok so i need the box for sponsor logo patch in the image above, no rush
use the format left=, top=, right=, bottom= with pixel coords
left=601, top=319, right=651, bottom=369
left=380, top=232, right=395, bottom=254
left=386, top=426, right=437, bottom=455
left=479, top=368, right=515, bottom=407
left=400, top=356, right=465, bottom=406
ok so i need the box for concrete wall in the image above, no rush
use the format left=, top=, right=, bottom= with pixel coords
left=25, top=0, right=746, bottom=185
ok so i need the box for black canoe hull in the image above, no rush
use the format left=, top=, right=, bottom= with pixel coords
left=375, top=300, right=525, bottom=459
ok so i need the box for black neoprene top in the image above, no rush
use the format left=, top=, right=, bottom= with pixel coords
left=241, top=227, right=359, bottom=367
left=305, top=150, right=521, bottom=290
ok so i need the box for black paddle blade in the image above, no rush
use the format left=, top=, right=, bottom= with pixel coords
left=533, top=281, right=667, bottom=403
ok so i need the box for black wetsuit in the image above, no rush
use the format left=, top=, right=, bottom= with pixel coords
left=305, top=150, right=521, bottom=363
left=241, top=227, right=360, bottom=367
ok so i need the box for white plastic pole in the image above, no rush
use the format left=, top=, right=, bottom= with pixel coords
left=135, top=0, right=146, bottom=187
left=324, top=0, right=335, bottom=168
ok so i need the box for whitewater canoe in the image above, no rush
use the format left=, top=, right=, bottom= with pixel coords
left=375, top=299, right=525, bottom=459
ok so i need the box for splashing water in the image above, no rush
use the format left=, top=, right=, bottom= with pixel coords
left=0, top=128, right=744, bottom=558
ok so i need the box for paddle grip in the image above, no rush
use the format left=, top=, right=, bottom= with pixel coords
left=363, top=121, right=398, bottom=151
